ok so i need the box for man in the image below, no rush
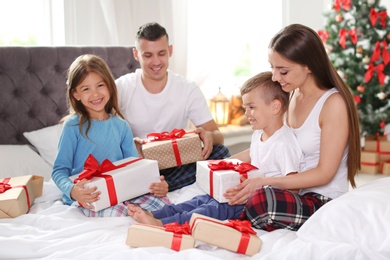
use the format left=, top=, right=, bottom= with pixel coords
left=116, top=22, right=230, bottom=194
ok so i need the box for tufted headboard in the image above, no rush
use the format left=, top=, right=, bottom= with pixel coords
left=0, top=46, right=140, bottom=145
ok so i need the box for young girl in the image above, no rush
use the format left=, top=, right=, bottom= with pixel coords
left=52, top=54, right=169, bottom=217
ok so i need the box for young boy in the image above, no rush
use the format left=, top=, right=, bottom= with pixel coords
left=128, top=71, right=305, bottom=226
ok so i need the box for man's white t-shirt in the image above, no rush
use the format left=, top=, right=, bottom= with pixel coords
left=116, top=69, right=213, bottom=139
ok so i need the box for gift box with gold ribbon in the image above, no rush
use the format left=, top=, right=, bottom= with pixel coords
left=196, top=159, right=262, bottom=203
left=126, top=222, right=195, bottom=251
left=0, top=175, right=43, bottom=218
left=70, top=155, right=160, bottom=212
left=142, top=129, right=204, bottom=170
left=189, top=213, right=262, bottom=256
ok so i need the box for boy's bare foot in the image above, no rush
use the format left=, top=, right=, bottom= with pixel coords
left=127, top=204, right=163, bottom=227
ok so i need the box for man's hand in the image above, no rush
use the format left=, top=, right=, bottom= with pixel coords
left=149, top=175, right=169, bottom=197
left=193, top=127, right=213, bottom=159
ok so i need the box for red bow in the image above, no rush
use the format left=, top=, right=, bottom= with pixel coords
left=224, top=219, right=257, bottom=235
left=370, top=9, right=388, bottom=27
left=317, top=30, right=329, bottom=44
left=208, top=160, right=258, bottom=179
left=365, top=63, right=386, bottom=86
left=371, top=41, right=390, bottom=65
left=164, top=222, right=192, bottom=235
left=0, top=182, right=11, bottom=193
left=147, top=128, right=187, bottom=141
left=334, top=0, right=351, bottom=11
left=338, top=28, right=357, bottom=49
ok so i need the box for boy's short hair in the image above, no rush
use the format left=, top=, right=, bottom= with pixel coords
left=240, top=71, right=290, bottom=112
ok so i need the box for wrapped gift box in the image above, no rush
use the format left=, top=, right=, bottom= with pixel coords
left=126, top=223, right=195, bottom=251
left=189, top=213, right=262, bottom=256
left=196, top=159, right=262, bottom=203
left=380, top=161, right=390, bottom=175
left=364, top=140, right=390, bottom=162
left=360, top=151, right=379, bottom=174
left=0, top=175, right=43, bottom=218
left=70, top=155, right=160, bottom=212
left=142, top=130, right=203, bottom=170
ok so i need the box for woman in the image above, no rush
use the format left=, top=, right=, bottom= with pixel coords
left=225, top=24, right=361, bottom=231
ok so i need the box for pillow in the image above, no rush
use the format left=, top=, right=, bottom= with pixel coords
left=23, top=124, right=63, bottom=166
left=297, top=177, right=390, bottom=257
left=0, top=145, right=52, bottom=181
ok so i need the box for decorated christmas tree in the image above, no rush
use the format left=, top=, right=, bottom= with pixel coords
left=318, top=0, right=390, bottom=137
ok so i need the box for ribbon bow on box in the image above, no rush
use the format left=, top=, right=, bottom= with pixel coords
left=208, top=160, right=258, bottom=180
left=146, top=128, right=187, bottom=141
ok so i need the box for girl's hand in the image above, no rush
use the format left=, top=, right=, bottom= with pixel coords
left=193, top=127, right=213, bottom=159
left=224, top=176, right=263, bottom=205
left=134, top=137, right=147, bottom=158
left=70, top=179, right=100, bottom=210
left=149, top=176, right=168, bottom=197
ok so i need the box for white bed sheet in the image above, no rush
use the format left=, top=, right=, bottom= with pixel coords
left=2, top=177, right=389, bottom=259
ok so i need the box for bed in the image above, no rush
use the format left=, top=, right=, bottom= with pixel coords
left=1, top=46, right=389, bottom=260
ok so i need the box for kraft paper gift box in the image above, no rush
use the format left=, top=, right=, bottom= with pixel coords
left=380, top=161, right=390, bottom=175
left=126, top=223, right=195, bottom=251
left=189, top=213, right=262, bottom=256
left=360, top=151, right=379, bottom=174
left=196, top=159, right=262, bottom=203
left=364, top=140, right=390, bottom=161
left=0, top=175, right=44, bottom=218
left=142, top=129, right=204, bottom=170
left=70, top=155, right=160, bottom=212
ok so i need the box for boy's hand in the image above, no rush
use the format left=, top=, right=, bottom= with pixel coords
left=149, top=176, right=168, bottom=197
left=70, top=179, right=100, bottom=210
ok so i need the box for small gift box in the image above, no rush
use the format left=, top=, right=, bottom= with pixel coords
left=380, top=161, right=390, bottom=175
left=70, top=155, right=160, bottom=212
left=142, top=129, right=204, bottom=170
left=126, top=222, right=195, bottom=251
left=364, top=139, right=390, bottom=162
left=0, top=175, right=43, bottom=218
left=189, top=213, right=262, bottom=256
left=360, top=151, right=379, bottom=174
left=196, top=159, right=262, bottom=203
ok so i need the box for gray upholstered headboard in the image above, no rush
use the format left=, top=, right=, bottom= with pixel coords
left=0, top=46, right=140, bottom=145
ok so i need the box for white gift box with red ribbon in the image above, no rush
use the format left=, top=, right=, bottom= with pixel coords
left=70, top=155, right=160, bottom=212
left=196, top=159, right=262, bottom=203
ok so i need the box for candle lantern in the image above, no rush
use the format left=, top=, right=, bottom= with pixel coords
left=209, top=87, right=230, bottom=126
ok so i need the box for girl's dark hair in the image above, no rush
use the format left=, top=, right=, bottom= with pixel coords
left=64, top=54, right=124, bottom=138
left=269, top=24, right=361, bottom=187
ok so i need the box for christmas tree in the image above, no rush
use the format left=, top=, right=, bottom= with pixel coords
left=318, top=0, right=390, bottom=137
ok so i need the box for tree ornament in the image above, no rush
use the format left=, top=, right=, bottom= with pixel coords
left=387, top=34, right=390, bottom=41
left=357, top=85, right=366, bottom=93
left=377, top=91, right=387, bottom=100
left=368, top=0, right=376, bottom=5
left=362, top=55, right=370, bottom=64
left=337, top=70, right=345, bottom=78
left=335, top=13, right=344, bottom=22
left=356, top=46, right=364, bottom=54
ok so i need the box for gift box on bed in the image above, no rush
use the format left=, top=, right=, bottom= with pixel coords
left=189, top=213, right=262, bottom=256
left=126, top=222, right=195, bottom=251
left=0, top=175, right=44, bottom=218
left=196, top=159, right=262, bottom=203
left=360, top=151, right=380, bottom=174
left=70, top=155, right=160, bottom=212
left=142, top=129, right=204, bottom=170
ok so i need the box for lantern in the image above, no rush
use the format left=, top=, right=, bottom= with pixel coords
left=209, top=87, right=230, bottom=126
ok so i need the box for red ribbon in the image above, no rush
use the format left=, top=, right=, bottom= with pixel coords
left=370, top=9, right=388, bottom=27
left=334, top=0, right=351, bottom=11
left=163, top=222, right=191, bottom=251
left=74, top=155, right=142, bottom=208
left=0, top=177, right=31, bottom=209
left=371, top=41, right=390, bottom=65
left=146, top=129, right=193, bottom=167
left=365, top=63, right=385, bottom=86
left=191, top=216, right=256, bottom=255
left=207, top=161, right=258, bottom=197
left=338, top=28, right=357, bottom=49
left=317, top=30, right=329, bottom=44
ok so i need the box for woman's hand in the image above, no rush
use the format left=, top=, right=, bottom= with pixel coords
left=70, top=179, right=100, bottom=210
left=224, top=176, right=264, bottom=205
left=193, top=127, right=213, bottom=159
left=149, top=176, right=169, bottom=197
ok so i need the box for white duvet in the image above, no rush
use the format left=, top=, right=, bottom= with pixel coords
left=1, top=177, right=390, bottom=260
